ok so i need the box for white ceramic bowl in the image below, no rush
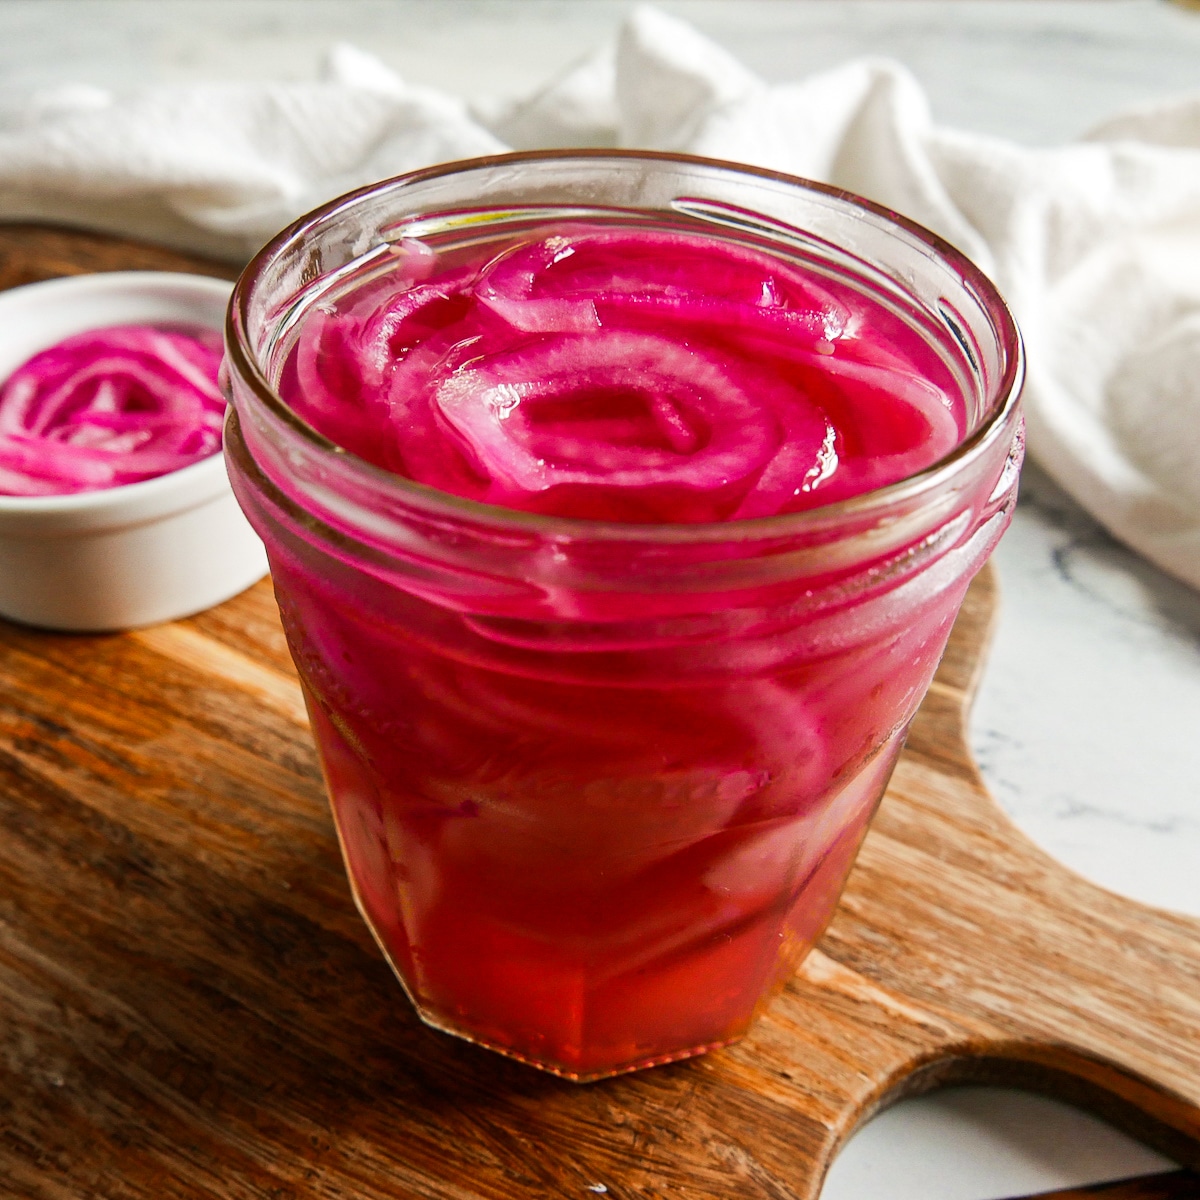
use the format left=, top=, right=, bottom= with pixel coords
left=0, top=271, right=269, bottom=631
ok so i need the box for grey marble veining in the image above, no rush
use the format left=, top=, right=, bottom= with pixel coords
left=2, top=1, right=1200, bottom=146
left=0, top=3, right=1197, bottom=1197
left=820, top=1085, right=1174, bottom=1200
left=973, top=464, right=1200, bottom=919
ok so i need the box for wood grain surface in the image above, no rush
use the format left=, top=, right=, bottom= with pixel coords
left=1018, top=1172, right=1200, bottom=1200
left=0, top=224, right=1197, bottom=1200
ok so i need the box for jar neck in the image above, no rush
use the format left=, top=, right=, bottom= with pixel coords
left=225, top=393, right=1021, bottom=623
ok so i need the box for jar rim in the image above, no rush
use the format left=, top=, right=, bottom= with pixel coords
left=227, top=148, right=1024, bottom=546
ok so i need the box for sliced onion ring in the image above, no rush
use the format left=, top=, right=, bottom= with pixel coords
left=0, top=323, right=225, bottom=496
left=433, top=331, right=781, bottom=496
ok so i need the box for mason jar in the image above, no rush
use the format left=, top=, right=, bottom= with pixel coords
left=223, top=151, right=1023, bottom=1081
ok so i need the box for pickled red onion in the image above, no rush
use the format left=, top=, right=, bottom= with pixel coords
left=0, top=323, right=225, bottom=496
left=279, top=221, right=965, bottom=522
left=475, top=229, right=848, bottom=344
left=434, top=331, right=783, bottom=498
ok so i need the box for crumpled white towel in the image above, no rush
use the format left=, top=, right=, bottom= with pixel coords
left=3, top=9, right=1200, bottom=592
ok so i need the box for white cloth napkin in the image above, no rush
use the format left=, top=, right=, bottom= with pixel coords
left=3, top=8, right=1200, bottom=591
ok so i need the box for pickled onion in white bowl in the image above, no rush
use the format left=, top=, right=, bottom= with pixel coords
left=0, top=270, right=267, bottom=632
left=0, top=323, right=225, bottom=496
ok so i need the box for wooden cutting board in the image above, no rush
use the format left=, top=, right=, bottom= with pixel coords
left=0, top=224, right=1197, bottom=1200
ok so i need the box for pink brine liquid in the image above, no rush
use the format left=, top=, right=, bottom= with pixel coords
left=266, top=215, right=978, bottom=1078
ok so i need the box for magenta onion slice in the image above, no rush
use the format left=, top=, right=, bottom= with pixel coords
left=0, top=323, right=225, bottom=496
left=783, top=350, right=961, bottom=505
left=358, top=266, right=481, bottom=369
left=475, top=228, right=849, bottom=346
left=474, top=236, right=600, bottom=334
left=276, top=220, right=967, bottom=523
left=433, top=331, right=781, bottom=499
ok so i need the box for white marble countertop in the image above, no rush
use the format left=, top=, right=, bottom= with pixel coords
left=1, top=2, right=1197, bottom=1197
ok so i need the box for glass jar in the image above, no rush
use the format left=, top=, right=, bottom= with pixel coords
left=223, top=151, right=1023, bottom=1081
